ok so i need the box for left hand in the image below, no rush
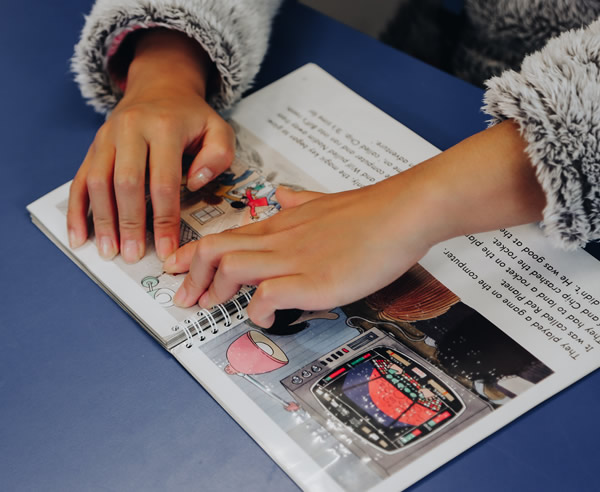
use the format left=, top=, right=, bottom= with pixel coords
left=67, top=29, right=234, bottom=262
left=164, top=175, right=436, bottom=328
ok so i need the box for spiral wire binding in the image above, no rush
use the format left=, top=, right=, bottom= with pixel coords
left=190, top=314, right=206, bottom=342
left=241, top=287, right=253, bottom=303
left=175, top=287, right=255, bottom=348
left=199, top=308, right=219, bottom=334
left=214, top=302, right=232, bottom=327
left=231, top=297, right=245, bottom=320
left=181, top=319, right=195, bottom=348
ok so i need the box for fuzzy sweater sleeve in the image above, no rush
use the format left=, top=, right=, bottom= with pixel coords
left=72, top=0, right=283, bottom=113
left=483, top=18, right=600, bottom=250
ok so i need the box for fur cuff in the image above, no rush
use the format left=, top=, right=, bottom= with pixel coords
left=483, top=19, right=600, bottom=249
left=72, top=0, right=281, bottom=113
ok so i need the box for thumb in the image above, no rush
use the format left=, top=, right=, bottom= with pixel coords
left=276, top=186, right=323, bottom=210
left=163, top=240, right=197, bottom=273
left=187, top=122, right=235, bottom=191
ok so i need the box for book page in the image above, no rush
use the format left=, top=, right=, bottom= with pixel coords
left=169, top=65, right=599, bottom=491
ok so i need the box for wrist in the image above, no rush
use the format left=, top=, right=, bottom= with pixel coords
left=125, top=29, right=213, bottom=99
left=366, top=169, right=448, bottom=253
left=405, top=120, right=546, bottom=246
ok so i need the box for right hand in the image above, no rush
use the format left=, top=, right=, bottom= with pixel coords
left=67, top=29, right=235, bottom=262
left=162, top=120, right=546, bottom=328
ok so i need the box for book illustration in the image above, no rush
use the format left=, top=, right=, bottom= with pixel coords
left=179, top=221, right=201, bottom=246
left=340, top=265, right=554, bottom=407
left=188, top=264, right=553, bottom=489
left=178, top=168, right=281, bottom=237
left=224, top=330, right=300, bottom=412
left=141, top=273, right=175, bottom=308
left=221, top=308, right=342, bottom=412
left=280, top=267, right=552, bottom=485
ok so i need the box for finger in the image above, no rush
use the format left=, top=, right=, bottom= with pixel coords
left=275, top=186, right=323, bottom=209
left=186, top=119, right=235, bottom=191
left=67, top=150, right=92, bottom=248
left=149, top=138, right=183, bottom=260
left=162, top=222, right=271, bottom=272
left=114, top=137, right=149, bottom=263
left=86, top=144, right=119, bottom=260
left=163, top=240, right=197, bottom=273
left=172, top=233, right=267, bottom=307
left=226, top=217, right=272, bottom=236
left=198, top=251, right=289, bottom=309
left=248, top=275, right=323, bottom=328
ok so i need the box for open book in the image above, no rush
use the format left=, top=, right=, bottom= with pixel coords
left=27, top=64, right=600, bottom=492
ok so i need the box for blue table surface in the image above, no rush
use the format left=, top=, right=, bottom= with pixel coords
left=1, top=1, right=598, bottom=491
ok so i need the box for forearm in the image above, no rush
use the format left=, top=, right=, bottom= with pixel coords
left=72, top=0, right=283, bottom=113
left=396, top=120, right=545, bottom=247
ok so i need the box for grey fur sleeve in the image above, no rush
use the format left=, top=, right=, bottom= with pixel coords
left=72, top=0, right=283, bottom=113
left=483, top=18, right=600, bottom=250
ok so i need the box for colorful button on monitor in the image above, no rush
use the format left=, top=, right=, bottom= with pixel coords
left=400, top=429, right=422, bottom=444
left=428, top=411, right=452, bottom=427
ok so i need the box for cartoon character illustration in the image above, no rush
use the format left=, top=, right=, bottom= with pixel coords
left=242, top=187, right=280, bottom=219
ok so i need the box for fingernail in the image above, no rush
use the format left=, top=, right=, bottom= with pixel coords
left=157, top=237, right=176, bottom=261
left=198, top=291, right=213, bottom=309
left=174, top=285, right=194, bottom=307
left=98, top=236, right=117, bottom=260
left=163, top=252, right=177, bottom=271
left=69, top=229, right=84, bottom=249
left=122, top=239, right=143, bottom=263
left=188, top=167, right=214, bottom=190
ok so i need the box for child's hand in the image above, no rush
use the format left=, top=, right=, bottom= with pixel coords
left=67, top=30, right=235, bottom=262
left=164, top=174, right=438, bottom=328
left=162, top=120, right=545, bottom=328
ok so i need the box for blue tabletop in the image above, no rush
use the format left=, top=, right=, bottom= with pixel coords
left=1, top=1, right=598, bottom=491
